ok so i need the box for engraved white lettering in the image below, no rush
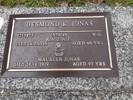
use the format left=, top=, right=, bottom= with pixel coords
left=25, top=20, right=94, bottom=27
left=73, top=62, right=87, bottom=66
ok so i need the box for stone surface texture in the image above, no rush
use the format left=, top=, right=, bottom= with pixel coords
left=0, top=4, right=133, bottom=100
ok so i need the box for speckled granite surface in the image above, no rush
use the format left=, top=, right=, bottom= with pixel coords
left=0, top=4, right=133, bottom=99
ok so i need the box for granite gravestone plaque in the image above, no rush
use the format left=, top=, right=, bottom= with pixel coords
left=1, top=12, right=118, bottom=77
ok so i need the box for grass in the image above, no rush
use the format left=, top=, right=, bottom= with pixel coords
left=106, top=0, right=133, bottom=6
left=0, top=0, right=89, bottom=7
left=0, top=0, right=133, bottom=7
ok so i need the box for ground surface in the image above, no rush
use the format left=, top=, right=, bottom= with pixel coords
left=0, top=4, right=133, bottom=100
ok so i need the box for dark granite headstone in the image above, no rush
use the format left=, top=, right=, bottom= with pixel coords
left=1, top=12, right=118, bottom=77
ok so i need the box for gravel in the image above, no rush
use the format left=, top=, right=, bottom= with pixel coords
left=0, top=4, right=133, bottom=99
